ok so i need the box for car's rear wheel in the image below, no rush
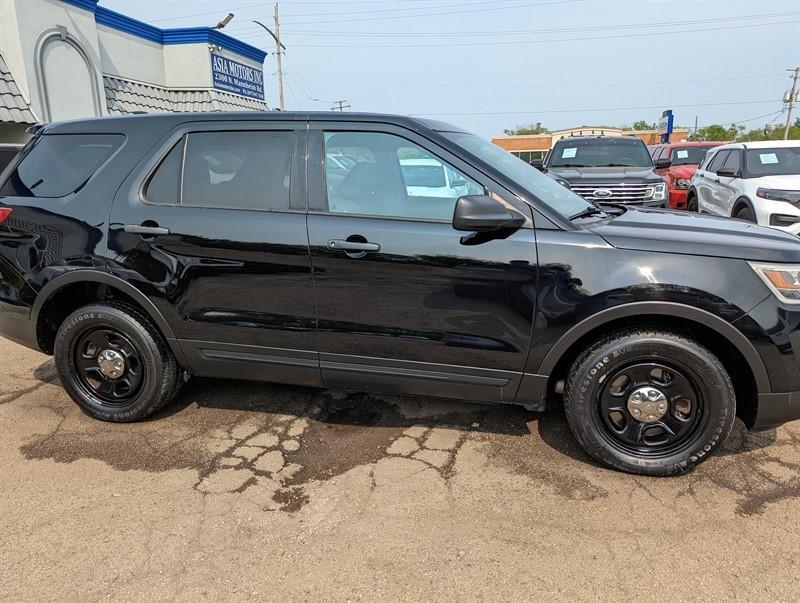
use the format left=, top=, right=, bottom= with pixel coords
left=564, top=329, right=735, bottom=476
left=54, top=303, right=181, bottom=422
left=734, top=205, right=756, bottom=222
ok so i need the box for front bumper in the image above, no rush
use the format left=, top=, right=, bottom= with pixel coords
left=668, top=188, right=688, bottom=210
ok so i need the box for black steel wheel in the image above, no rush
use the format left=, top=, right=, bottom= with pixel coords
left=54, top=302, right=181, bottom=422
left=597, top=362, right=703, bottom=457
left=72, top=328, right=144, bottom=405
left=564, top=329, right=735, bottom=476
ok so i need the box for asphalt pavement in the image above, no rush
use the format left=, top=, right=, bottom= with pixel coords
left=2, top=337, right=799, bottom=601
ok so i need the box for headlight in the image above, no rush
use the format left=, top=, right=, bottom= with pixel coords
left=756, top=188, right=800, bottom=203
left=675, top=178, right=691, bottom=189
left=750, top=262, right=800, bottom=303
left=646, top=183, right=666, bottom=201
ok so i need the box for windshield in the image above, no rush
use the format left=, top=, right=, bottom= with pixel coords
left=745, top=147, right=800, bottom=177
left=670, top=145, right=718, bottom=166
left=549, top=138, right=653, bottom=168
left=443, top=132, right=593, bottom=218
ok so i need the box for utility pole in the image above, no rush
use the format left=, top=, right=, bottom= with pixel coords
left=784, top=67, right=800, bottom=140
left=331, top=100, right=351, bottom=112
left=693, top=115, right=698, bottom=139
left=253, top=3, right=286, bottom=111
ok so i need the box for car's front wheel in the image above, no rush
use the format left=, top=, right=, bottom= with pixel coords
left=734, top=204, right=756, bottom=222
left=564, top=329, right=735, bottom=476
left=54, top=303, right=181, bottom=422
left=686, top=191, right=698, bottom=212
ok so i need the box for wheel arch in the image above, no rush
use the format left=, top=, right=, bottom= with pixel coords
left=732, top=196, right=755, bottom=217
left=537, top=302, right=769, bottom=426
left=32, top=270, right=185, bottom=363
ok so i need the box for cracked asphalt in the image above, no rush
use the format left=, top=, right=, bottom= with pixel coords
left=2, top=337, right=800, bottom=601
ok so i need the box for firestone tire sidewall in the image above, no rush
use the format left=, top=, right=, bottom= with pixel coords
left=54, top=305, right=168, bottom=422
left=565, top=334, right=735, bottom=476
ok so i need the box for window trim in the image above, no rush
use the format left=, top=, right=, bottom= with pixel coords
left=136, top=121, right=306, bottom=213
left=706, top=149, right=730, bottom=174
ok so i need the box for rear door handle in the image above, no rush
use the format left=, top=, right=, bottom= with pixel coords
left=124, top=224, right=171, bottom=236
left=328, top=239, right=380, bottom=252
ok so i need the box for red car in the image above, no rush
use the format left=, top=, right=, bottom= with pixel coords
left=650, top=141, right=724, bottom=209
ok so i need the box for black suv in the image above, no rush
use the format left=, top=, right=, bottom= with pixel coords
left=2, top=112, right=800, bottom=476
left=537, top=135, right=669, bottom=207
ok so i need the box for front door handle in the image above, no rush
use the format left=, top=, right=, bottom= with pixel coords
left=714, top=178, right=721, bottom=184
left=124, top=224, right=171, bottom=236
left=327, top=239, right=380, bottom=252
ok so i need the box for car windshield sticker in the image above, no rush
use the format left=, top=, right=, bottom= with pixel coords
left=759, top=153, right=779, bottom=164
left=561, top=147, right=577, bottom=159
left=676, top=150, right=689, bottom=159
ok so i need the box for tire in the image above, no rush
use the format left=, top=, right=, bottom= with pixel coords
left=54, top=302, right=181, bottom=422
left=686, top=192, right=698, bottom=212
left=735, top=204, right=756, bottom=222
left=564, top=329, right=735, bottom=476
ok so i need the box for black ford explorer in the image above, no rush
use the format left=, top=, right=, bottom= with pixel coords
left=1, top=112, right=800, bottom=476
left=538, top=135, right=669, bottom=207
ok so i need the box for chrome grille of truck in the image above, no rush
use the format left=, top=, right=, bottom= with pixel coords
left=569, top=184, right=653, bottom=203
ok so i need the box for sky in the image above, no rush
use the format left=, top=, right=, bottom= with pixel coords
left=102, top=0, right=800, bottom=138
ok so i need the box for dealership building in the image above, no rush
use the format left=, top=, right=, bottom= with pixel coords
left=0, top=0, right=269, bottom=143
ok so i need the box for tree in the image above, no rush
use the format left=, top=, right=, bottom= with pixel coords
left=503, top=122, right=548, bottom=136
left=632, top=120, right=653, bottom=130
left=690, top=124, right=738, bottom=142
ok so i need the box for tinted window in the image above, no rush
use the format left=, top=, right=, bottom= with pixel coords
left=181, top=131, right=292, bottom=210
left=721, top=149, right=740, bottom=173
left=0, top=149, right=20, bottom=173
left=745, top=147, right=800, bottom=177
left=549, top=138, right=652, bottom=168
left=0, top=134, right=122, bottom=197
left=670, top=146, right=718, bottom=166
left=706, top=150, right=729, bottom=173
left=144, top=138, right=183, bottom=204
left=324, top=132, right=483, bottom=220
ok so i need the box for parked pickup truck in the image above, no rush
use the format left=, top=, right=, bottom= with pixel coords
left=534, top=135, right=668, bottom=207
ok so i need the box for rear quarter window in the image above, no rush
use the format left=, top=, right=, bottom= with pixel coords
left=0, top=134, right=123, bottom=198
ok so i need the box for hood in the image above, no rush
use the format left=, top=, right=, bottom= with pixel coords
left=547, top=166, right=661, bottom=183
left=668, top=165, right=697, bottom=179
left=752, top=175, right=800, bottom=190
left=585, top=206, right=800, bottom=263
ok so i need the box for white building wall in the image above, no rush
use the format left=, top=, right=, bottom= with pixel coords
left=5, top=0, right=106, bottom=120
left=97, top=25, right=165, bottom=86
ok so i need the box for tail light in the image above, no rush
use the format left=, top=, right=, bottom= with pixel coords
left=0, top=207, right=11, bottom=224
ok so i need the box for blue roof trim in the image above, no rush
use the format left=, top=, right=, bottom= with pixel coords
left=61, top=1, right=266, bottom=63
left=61, top=0, right=99, bottom=11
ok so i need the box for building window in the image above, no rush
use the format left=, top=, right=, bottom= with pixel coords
left=511, top=150, right=546, bottom=164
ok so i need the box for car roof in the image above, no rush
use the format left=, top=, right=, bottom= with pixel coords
left=740, top=140, right=800, bottom=149
left=40, top=111, right=469, bottom=135
left=666, top=141, right=725, bottom=148
left=555, top=135, right=643, bottom=142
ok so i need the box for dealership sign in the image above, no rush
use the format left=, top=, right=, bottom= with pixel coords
left=211, top=55, right=264, bottom=100
left=658, top=109, right=674, bottom=143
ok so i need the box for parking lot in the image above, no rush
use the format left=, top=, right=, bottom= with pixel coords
left=1, top=336, right=799, bottom=601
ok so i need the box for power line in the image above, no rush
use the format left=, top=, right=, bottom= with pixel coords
left=412, top=99, right=780, bottom=117
left=288, top=72, right=782, bottom=91
left=263, top=18, right=799, bottom=47
left=331, top=100, right=351, bottom=111
left=274, top=10, right=799, bottom=37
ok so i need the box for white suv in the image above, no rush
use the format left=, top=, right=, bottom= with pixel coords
left=688, top=140, right=800, bottom=234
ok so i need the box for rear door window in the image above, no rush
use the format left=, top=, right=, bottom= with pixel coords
left=721, top=150, right=741, bottom=174
left=0, top=134, right=123, bottom=197
left=144, top=131, right=293, bottom=211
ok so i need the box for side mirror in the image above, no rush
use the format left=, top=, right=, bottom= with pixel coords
left=654, top=158, right=671, bottom=169
left=452, top=195, right=525, bottom=232
left=530, top=159, right=545, bottom=170
left=716, top=167, right=739, bottom=178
